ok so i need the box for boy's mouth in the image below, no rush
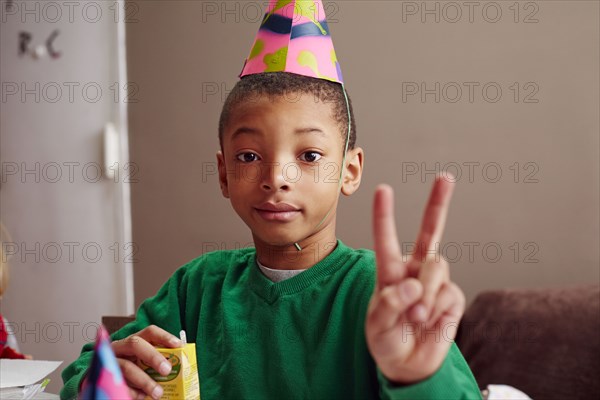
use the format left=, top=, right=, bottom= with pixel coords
left=255, top=202, right=301, bottom=222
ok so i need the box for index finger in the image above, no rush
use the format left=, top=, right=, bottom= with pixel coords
left=137, top=325, right=183, bottom=348
left=412, top=173, right=456, bottom=263
left=373, top=184, right=406, bottom=290
left=112, top=325, right=182, bottom=364
left=112, top=334, right=172, bottom=377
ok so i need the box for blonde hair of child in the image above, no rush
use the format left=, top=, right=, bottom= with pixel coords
left=0, top=222, right=12, bottom=298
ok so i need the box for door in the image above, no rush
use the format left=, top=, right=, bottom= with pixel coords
left=1, top=0, right=133, bottom=392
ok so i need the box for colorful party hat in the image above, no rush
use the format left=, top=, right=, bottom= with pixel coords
left=80, top=325, right=131, bottom=400
left=240, top=0, right=343, bottom=84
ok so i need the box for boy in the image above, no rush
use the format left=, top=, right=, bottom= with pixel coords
left=62, top=1, right=481, bottom=399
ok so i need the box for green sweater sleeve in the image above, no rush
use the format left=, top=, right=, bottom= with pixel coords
left=60, top=266, right=190, bottom=400
left=377, top=343, right=482, bottom=400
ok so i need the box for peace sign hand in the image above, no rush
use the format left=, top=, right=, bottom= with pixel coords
left=365, top=175, right=466, bottom=384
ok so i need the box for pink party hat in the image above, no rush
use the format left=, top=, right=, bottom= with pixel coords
left=80, top=325, right=132, bottom=400
left=240, top=0, right=343, bottom=84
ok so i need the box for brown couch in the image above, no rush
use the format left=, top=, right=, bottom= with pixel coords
left=455, top=285, right=600, bottom=400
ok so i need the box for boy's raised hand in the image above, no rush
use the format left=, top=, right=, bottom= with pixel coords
left=365, top=175, right=466, bottom=384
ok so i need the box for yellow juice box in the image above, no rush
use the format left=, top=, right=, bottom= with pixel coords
left=138, top=333, right=200, bottom=400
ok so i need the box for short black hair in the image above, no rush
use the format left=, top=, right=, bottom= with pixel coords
left=218, top=72, right=356, bottom=151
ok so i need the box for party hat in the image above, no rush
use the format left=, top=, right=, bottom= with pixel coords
left=240, top=0, right=343, bottom=84
left=80, top=325, right=132, bottom=400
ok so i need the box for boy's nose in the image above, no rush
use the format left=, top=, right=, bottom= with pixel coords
left=260, top=162, right=292, bottom=192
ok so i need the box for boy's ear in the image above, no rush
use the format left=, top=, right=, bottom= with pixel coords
left=216, top=151, right=230, bottom=198
left=341, top=147, right=364, bottom=196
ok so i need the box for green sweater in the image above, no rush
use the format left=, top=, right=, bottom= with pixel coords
left=61, top=240, right=482, bottom=399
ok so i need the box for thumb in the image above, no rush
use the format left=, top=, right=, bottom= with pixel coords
left=367, top=278, right=423, bottom=334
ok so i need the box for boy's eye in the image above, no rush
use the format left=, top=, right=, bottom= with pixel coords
left=236, top=152, right=260, bottom=162
left=299, top=151, right=322, bottom=163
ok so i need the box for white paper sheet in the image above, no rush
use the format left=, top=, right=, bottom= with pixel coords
left=0, top=360, right=62, bottom=389
left=0, top=387, right=59, bottom=399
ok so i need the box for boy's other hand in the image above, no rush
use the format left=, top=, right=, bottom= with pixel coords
left=365, top=175, right=466, bottom=384
left=110, top=325, right=183, bottom=400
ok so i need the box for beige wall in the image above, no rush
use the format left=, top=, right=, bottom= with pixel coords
left=126, top=1, right=599, bottom=306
